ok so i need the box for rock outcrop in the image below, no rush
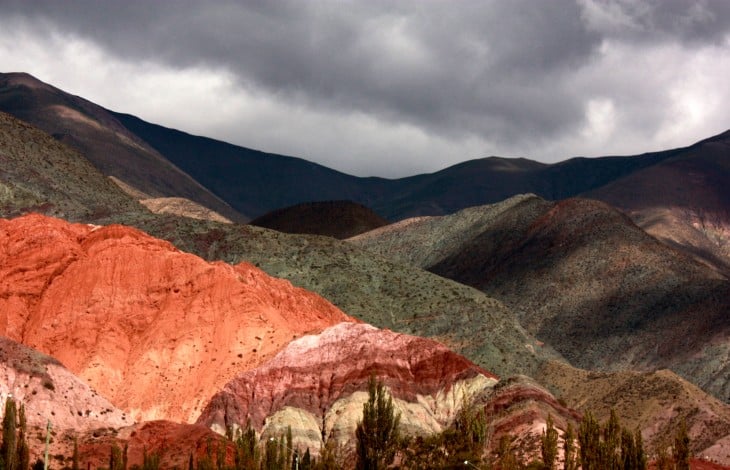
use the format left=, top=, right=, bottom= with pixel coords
left=0, top=336, right=128, bottom=463
left=198, top=322, right=499, bottom=452
left=0, top=213, right=352, bottom=422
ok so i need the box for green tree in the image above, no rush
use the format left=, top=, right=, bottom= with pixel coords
left=2, top=397, right=18, bottom=470
left=578, top=411, right=601, bottom=470
left=673, top=419, right=690, bottom=470
left=15, top=404, right=29, bottom=470
left=355, top=376, right=401, bottom=470
left=541, top=415, right=558, bottom=470
left=141, top=447, right=160, bottom=470
left=233, top=421, right=260, bottom=470
left=562, top=423, right=577, bottom=470
left=634, top=430, right=647, bottom=470
left=300, top=449, right=312, bottom=470
left=497, top=434, right=519, bottom=470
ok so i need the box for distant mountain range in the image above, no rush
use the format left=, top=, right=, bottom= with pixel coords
left=3, top=71, right=727, bottom=271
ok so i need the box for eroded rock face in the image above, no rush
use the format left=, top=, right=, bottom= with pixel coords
left=197, top=323, right=499, bottom=451
left=0, top=213, right=352, bottom=422
left=0, top=336, right=128, bottom=463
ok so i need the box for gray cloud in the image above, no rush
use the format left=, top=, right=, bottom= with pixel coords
left=2, top=0, right=730, bottom=176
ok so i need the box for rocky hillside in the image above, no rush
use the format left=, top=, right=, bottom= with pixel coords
left=198, top=323, right=498, bottom=449
left=0, top=336, right=129, bottom=464
left=536, top=360, right=730, bottom=464
left=350, top=195, right=730, bottom=403
left=0, top=111, right=142, bottom=221
left=250, top=200, right=389, bottom=239
left=197, top=322, right=581, bottom=464
left=120, top=212, right=559, bottom=381
left=0, top=213, right=352, bottom=422
left=0, top=72, right=244, bottom=222
left=587, top=130, right=730, bottom=276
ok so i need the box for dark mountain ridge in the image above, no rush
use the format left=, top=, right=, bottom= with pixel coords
left=0, top=72, right=245, bottom=222
left=113, top=109, right=700, bottom=220
left=3, top=72, right=728, bottom=233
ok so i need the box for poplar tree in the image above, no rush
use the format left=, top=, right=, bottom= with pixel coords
left=541, top=414, right=558, bottom=470
left=673, top=419, right=690, bottom=470
left=562, top=423, right=577, bottom=470
left=1, top=398, right=18, bottom=470
left=355, top=376, right=401, bottom=470
left=15, top=405, right=29, bottom=470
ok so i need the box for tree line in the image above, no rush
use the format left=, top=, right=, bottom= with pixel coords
left=1, top=383, right=693, bottom=470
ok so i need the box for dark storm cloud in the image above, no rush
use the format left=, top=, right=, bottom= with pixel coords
left=2, top=0, right=730, bottom=174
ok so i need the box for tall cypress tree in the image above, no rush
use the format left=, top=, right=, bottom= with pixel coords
left=1, top=398, right=18, bottom=470
left=673, top=419, right=690, bottom=470
left=355, top=375, right=401, bottom=470
left=541, top=414, right=558, bottom=470
left=562, top=423, right=577, bottom=470
left=72, top=438, right=80, bottom=470
left=15, top=405, right=28, bottom=470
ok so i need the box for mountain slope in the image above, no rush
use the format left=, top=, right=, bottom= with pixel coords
left=0, top=336, right=129, bottom=464
left=0, top=213, right=352, bottom=422
left=121, top=212, right=559, bottom=381
left=536, top=360, right=730, bottom=464
left=0, top=72, right=245, bottom=222
left=0, top=111, right=142, bottom=220
left=350, top=195, right=730, bottom=403
left=198, top=322, right=498, bottom=449
left=587, top=130, right=730, bottom=276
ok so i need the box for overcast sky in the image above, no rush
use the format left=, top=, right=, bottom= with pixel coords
left=2, top=0, right=729, bottom=177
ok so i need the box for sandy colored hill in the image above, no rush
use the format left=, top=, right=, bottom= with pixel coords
left=199, top=323, right=498, bottom=451
left=0, top=213, right=352, bottom=422
left=0, top=336, right=129, bottom=465
left=250, top=200, right=388, bottom=239
left=197, top=322, right=582, bottom=466
left=536, top=360, right=730, bottom=465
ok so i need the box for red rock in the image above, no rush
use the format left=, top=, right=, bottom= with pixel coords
left=198, top=322, right=498, bottom=451
left=0, top=213, right=353, bottom=423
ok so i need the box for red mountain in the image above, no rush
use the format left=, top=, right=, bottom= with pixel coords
left=0, top=213, right=352, bottom=422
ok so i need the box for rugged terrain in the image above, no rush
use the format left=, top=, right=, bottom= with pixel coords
left=0, top=111, right=142, bottom=221
left=350, top=195, right=730, bottom=403
left=587, top=130, right=730, bottom=276
left=0, top=213, right=352, bottom=422
left=2, top=72, right=730, bottom=468
left=122, top=213, right=557, bottom=380
left=0, top=72, right=244, bottom=222
left=536, top=360, right=730, bottom=464
left=199, top=323, right=499, bottom=451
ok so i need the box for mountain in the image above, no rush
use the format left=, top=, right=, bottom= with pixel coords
left=124, top=213, right=558, bottom=381
left=4, top=73, right=729, bottom=255
left=0, top=103, right=559, bottom=392
left=536, top=360, right=730, bottom=464
left=350, top=195, right=730, bottom=403
left=198, top=322, right=499, bottom=449
left=0, top=213, right=352, bottom=422
left=587, top=130, right=730, bottom=276
left=0, top=336, right=129, bottom=463
left=0, top=110, right=142, bottom=220
left=0, top=72, right=244, bottom=223
left=250, top=200, right=389, bottom=239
